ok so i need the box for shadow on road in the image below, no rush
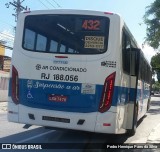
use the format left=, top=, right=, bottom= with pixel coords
left=147, top=108, right=160, bottom=115
left=147, top=100, right=160, bottom=115
left=150, top=100, right=160, bottom=106
left=137, top=115, right=147, bottom=127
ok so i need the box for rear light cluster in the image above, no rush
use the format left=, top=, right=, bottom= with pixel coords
left=99, top=72, right=116, bottom=113
left=12, top=66, right=19, bottom=104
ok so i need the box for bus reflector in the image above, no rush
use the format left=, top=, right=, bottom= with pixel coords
left=103, top=123, right=111, bottom=126
left=99, top=72, right=116, bottom=113
left=12, top=66, right=19, bottom=104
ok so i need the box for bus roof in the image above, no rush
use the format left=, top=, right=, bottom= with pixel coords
left=22, top=9, right=119, bottom=17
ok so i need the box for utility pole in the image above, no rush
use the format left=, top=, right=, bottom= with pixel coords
left=5, top=0, right=30, bottom=22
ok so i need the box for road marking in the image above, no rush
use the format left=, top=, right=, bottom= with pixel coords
left=16, top=130, right=54, bottom=143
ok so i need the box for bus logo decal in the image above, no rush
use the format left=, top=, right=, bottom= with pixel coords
left=81, top=83, right=96, bottom=94
left=101, top=61, right=116, bottom=68
left=36, top=64, right=41, bottom=70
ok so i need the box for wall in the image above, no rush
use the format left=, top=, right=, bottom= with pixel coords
left=0, top=70, right=9, bottom=102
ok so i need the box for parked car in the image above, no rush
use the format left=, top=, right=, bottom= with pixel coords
left=151, top=91, right=154, bottom=95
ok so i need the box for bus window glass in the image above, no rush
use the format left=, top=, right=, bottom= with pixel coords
left=36, top=34, right=47, bottom=52
left=23, top=15, right=110, bottom=54
left=59, top=44, right=66, bottom=53
left=68, top=48, right=74, bottom=53
left=130, top=51, right=136, bottom=76
left=122, top=31, right=131, bottom=74
left=24, top=29, right=35, bottom=50
left=50, top=40, right=58, bottom=52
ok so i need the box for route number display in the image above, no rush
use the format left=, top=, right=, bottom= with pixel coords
left=82, top=20, right=100, bottom=30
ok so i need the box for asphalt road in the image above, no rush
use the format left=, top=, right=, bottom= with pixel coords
left=0, top=95, right=160, bottom=152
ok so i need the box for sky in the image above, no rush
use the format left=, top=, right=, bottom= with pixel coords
left=0, top=0, right=156, bottom=62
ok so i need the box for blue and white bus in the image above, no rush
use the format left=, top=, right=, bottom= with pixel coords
left=8, top=9, right=152, bottom=135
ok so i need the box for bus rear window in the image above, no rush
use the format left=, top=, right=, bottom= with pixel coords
left=23, top=14, right=110, bottom=54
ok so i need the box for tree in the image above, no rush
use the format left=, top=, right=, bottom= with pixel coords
left=152, top=78, right=155, bottom=84
left=151, top=53, right=160, bottom=82
left=152, top=81, right=160, bottom=91
left=144, top=0, right=160, bottom=49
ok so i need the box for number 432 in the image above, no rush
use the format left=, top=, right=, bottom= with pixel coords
left=82, top=20, right=100, bottom=30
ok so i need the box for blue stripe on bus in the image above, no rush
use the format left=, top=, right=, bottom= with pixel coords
left=8, top=79, right=150, bottom=113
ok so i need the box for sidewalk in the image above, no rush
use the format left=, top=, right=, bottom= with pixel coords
left=147, top=122, right=160, bottom=143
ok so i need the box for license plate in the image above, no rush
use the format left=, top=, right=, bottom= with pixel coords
left=48, top=94, right=67, bottom=102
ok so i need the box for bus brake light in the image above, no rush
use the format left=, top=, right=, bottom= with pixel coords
left=99, top=72, right=116, bottom=113
left=104, top=12, right=114, bottom=15
left=12, top=66, right=19, bottom=104
left=55, top=56, right=68, bottom=58
left=103, top=123, right=111, bottom=126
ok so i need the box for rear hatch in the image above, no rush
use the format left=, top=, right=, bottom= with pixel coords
left=19, top=13, right=110, bottom=113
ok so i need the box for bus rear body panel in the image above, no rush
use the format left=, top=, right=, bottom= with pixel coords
left=8, top=52, right=119, bottom=133
left=8, top=9, right=129, bottom=134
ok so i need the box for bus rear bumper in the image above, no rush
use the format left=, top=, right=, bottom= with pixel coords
left=8, top=100, right=19, bottom=123
left=18, top=105, right=97, bottom=132
left=95, top=112, right=117, bottom=133
left=8, top=104, right=123, bottom=134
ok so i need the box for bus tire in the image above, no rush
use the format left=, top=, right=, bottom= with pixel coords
left=147, top=99, right=150, bottom=111
left=127, top=105, right=138, bottom=136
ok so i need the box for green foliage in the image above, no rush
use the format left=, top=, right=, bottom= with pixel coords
left=144, top=0, right=160, bottom=49
left=152, top=81, right=160, bottom=91
left=152, top=78, right=155, bottom=84
left=157, top=71, right=160, bottom=81
left=151, top=53, right=160, bottom=68
left=151, top=53, right=160, bottom=82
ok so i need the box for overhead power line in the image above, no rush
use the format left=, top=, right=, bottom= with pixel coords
left=51, top=0, right=61, bottom=7
left=38, top=0, right=50, bottom=9
left=5, top=0, right=30, bottom=22
left=38, top=0, right=61, bottom=9
left=0, top=44, right=13, bottom=50
left=0, top=32, right=14, bottom=39
left=46, top=0, right=56, bottom=8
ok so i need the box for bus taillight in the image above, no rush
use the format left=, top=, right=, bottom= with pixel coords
left=99, top=72, right=116, bottom=113
left=12, top=66, right=19, bottom=104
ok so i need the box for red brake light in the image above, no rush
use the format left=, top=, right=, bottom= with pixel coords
left=99, top=72, right=116, bottom=113
left=12, top=66, right=19, bottom=104
left=104, top=12, right=114, bottom=15
left=55, top=56, right=68, bottom=58
left=103, top=123, right=111, bottom=126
